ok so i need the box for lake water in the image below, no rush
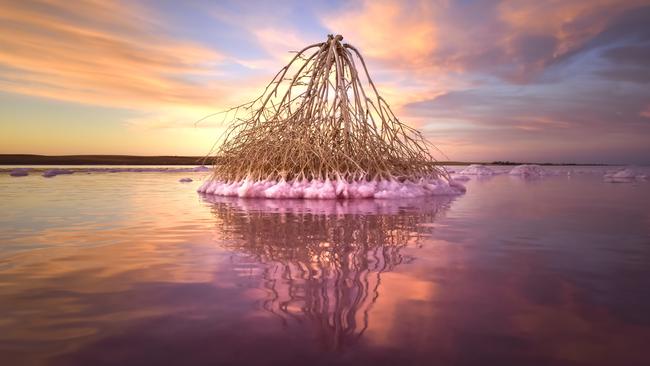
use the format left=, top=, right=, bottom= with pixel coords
left=1, top=167, right=649, bottom=366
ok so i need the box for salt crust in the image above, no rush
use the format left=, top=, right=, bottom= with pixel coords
left=42, top=169, right=74, bottom=178
left=603, top=168, right=647, bottom=183
left=198, top=178, right=466, bottom=199
left=9, top=168, right=30, bottom=177
left=459, top=164, right=495, bottom=176
left=451, top=174, right=471, bottom=181
left=509, top=164, right=546, bottom=177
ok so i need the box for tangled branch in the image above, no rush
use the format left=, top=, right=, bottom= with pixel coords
left=207, top=34, right=447, bottom=183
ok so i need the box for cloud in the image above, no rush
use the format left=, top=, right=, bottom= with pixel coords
left=602, top=45, right=650, bottom=66
left=408, top=81, right=650, bottom=132
left=2, top=0, right=649, bottom=161
left=541, top=4, right=650, bottom=86
left=0, top=0, right=224, bottom=109
left=402, top=77, right=650, bottom=163
left=322, top=0, right=439, bottom=68
left=315, top=0, right=650, bottom=162
left=642, top=106, right=650, bottom=119
left=319, top=0, right=650, bottom=84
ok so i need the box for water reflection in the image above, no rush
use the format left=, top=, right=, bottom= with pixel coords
left=3, top=172, right=649, bottom=365
left=200, top=195, right=454, bottom=350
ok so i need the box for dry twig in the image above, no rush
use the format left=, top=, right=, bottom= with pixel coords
left=208, top=34, right=447, bottom=183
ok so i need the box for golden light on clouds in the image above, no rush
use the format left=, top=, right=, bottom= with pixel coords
left=498, top=0, right=649, bottom=56
left=0, top=0, right=648, bottom=162
left=323, top=0, right=439, bottom=67
left=0, top=0, right=222, bottom=109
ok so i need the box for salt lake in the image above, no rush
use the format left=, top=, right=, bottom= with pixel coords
left=1, top=166, right=649, bottom=366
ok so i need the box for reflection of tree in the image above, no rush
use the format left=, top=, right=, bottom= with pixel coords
left=201, top=195, right=454, bottom=351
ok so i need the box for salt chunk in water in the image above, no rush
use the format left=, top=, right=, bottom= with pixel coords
left=460, top=164, right=495, bottom=176
left=42, top=169, right=74, bottom=178
left=509, top=164, right=546, bottom=177
left=198, top=177, right=466, bottom=199
left=10, top=168, right=30, bottom=177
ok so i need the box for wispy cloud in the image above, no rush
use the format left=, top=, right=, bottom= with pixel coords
left=1, top=0, right=649, bottom=162
left=0, top=0, right=223, bottom=109
left=322, top=1, right=439, bottom=68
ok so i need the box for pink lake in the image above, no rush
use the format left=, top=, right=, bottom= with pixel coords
left=1, top=166, right=649, bottom=366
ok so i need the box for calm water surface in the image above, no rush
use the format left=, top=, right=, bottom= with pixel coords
left=1, top=168, right=649, bottom=366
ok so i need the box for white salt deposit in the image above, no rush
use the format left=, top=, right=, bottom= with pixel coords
left=509, top=164, right=546, bottom=177
left=9, top=168, right=30, bottom=177
left=451, top=175, right=471, bottom=181
left=197, top=177, right=465, bottom=199
left=611, top=169, right=636, bottom=179
left=42, top=169, right=74, bottom=178
left=603, top=168, right=646, bottom=183
left=179, top=177, right=193, bottom=183
left=459, top=164, right=495, bottom=176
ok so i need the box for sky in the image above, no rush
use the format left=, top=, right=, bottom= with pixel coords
left=1, top=0, right=649, bottom=164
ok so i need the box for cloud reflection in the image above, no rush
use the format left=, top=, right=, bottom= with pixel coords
left=201, top=195, right=454, bottom=350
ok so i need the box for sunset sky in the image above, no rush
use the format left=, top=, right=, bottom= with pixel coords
left=1, top=0, right=649, bottom=164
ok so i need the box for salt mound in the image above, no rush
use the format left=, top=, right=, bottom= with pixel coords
left=509, top=164, right=546, bottom=177
left=197, top=178, right=465, bottom=199
left=451, top=175, right=471, bottom=182
left=10, top=168, right=30, bottom=177
left=611, top=169, right=636, bottom=179
left=459, top=164, right=495, bottom=176
left=42, top=169, right=74, bottom=178
left=603, top=168, right=646, bottom=183
left=179, top=177, right=193, bottom=183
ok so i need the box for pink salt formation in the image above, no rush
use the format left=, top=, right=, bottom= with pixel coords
left=459, top=164, right=495, bottom=176
left=198, top=34, right=464, bottom=199
left=509, top=164, right=546, bottom=178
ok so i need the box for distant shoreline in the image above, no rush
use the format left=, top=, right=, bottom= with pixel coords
left=0, top=154, right=612, bottom=166
left=0, top=154, right=209, bottom=165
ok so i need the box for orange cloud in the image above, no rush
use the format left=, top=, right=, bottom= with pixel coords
left=321, top=0, right=647, bottom=84
left=0, top=0, right=223, bottom=109
left=322, top=0, right=440, bottom=68
left=498, top=0, right=641, bottom=53
left=495, top=0, right=650, bottom=80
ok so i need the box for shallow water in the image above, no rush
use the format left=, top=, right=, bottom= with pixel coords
left=1, top=167, right=649, bottom=366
